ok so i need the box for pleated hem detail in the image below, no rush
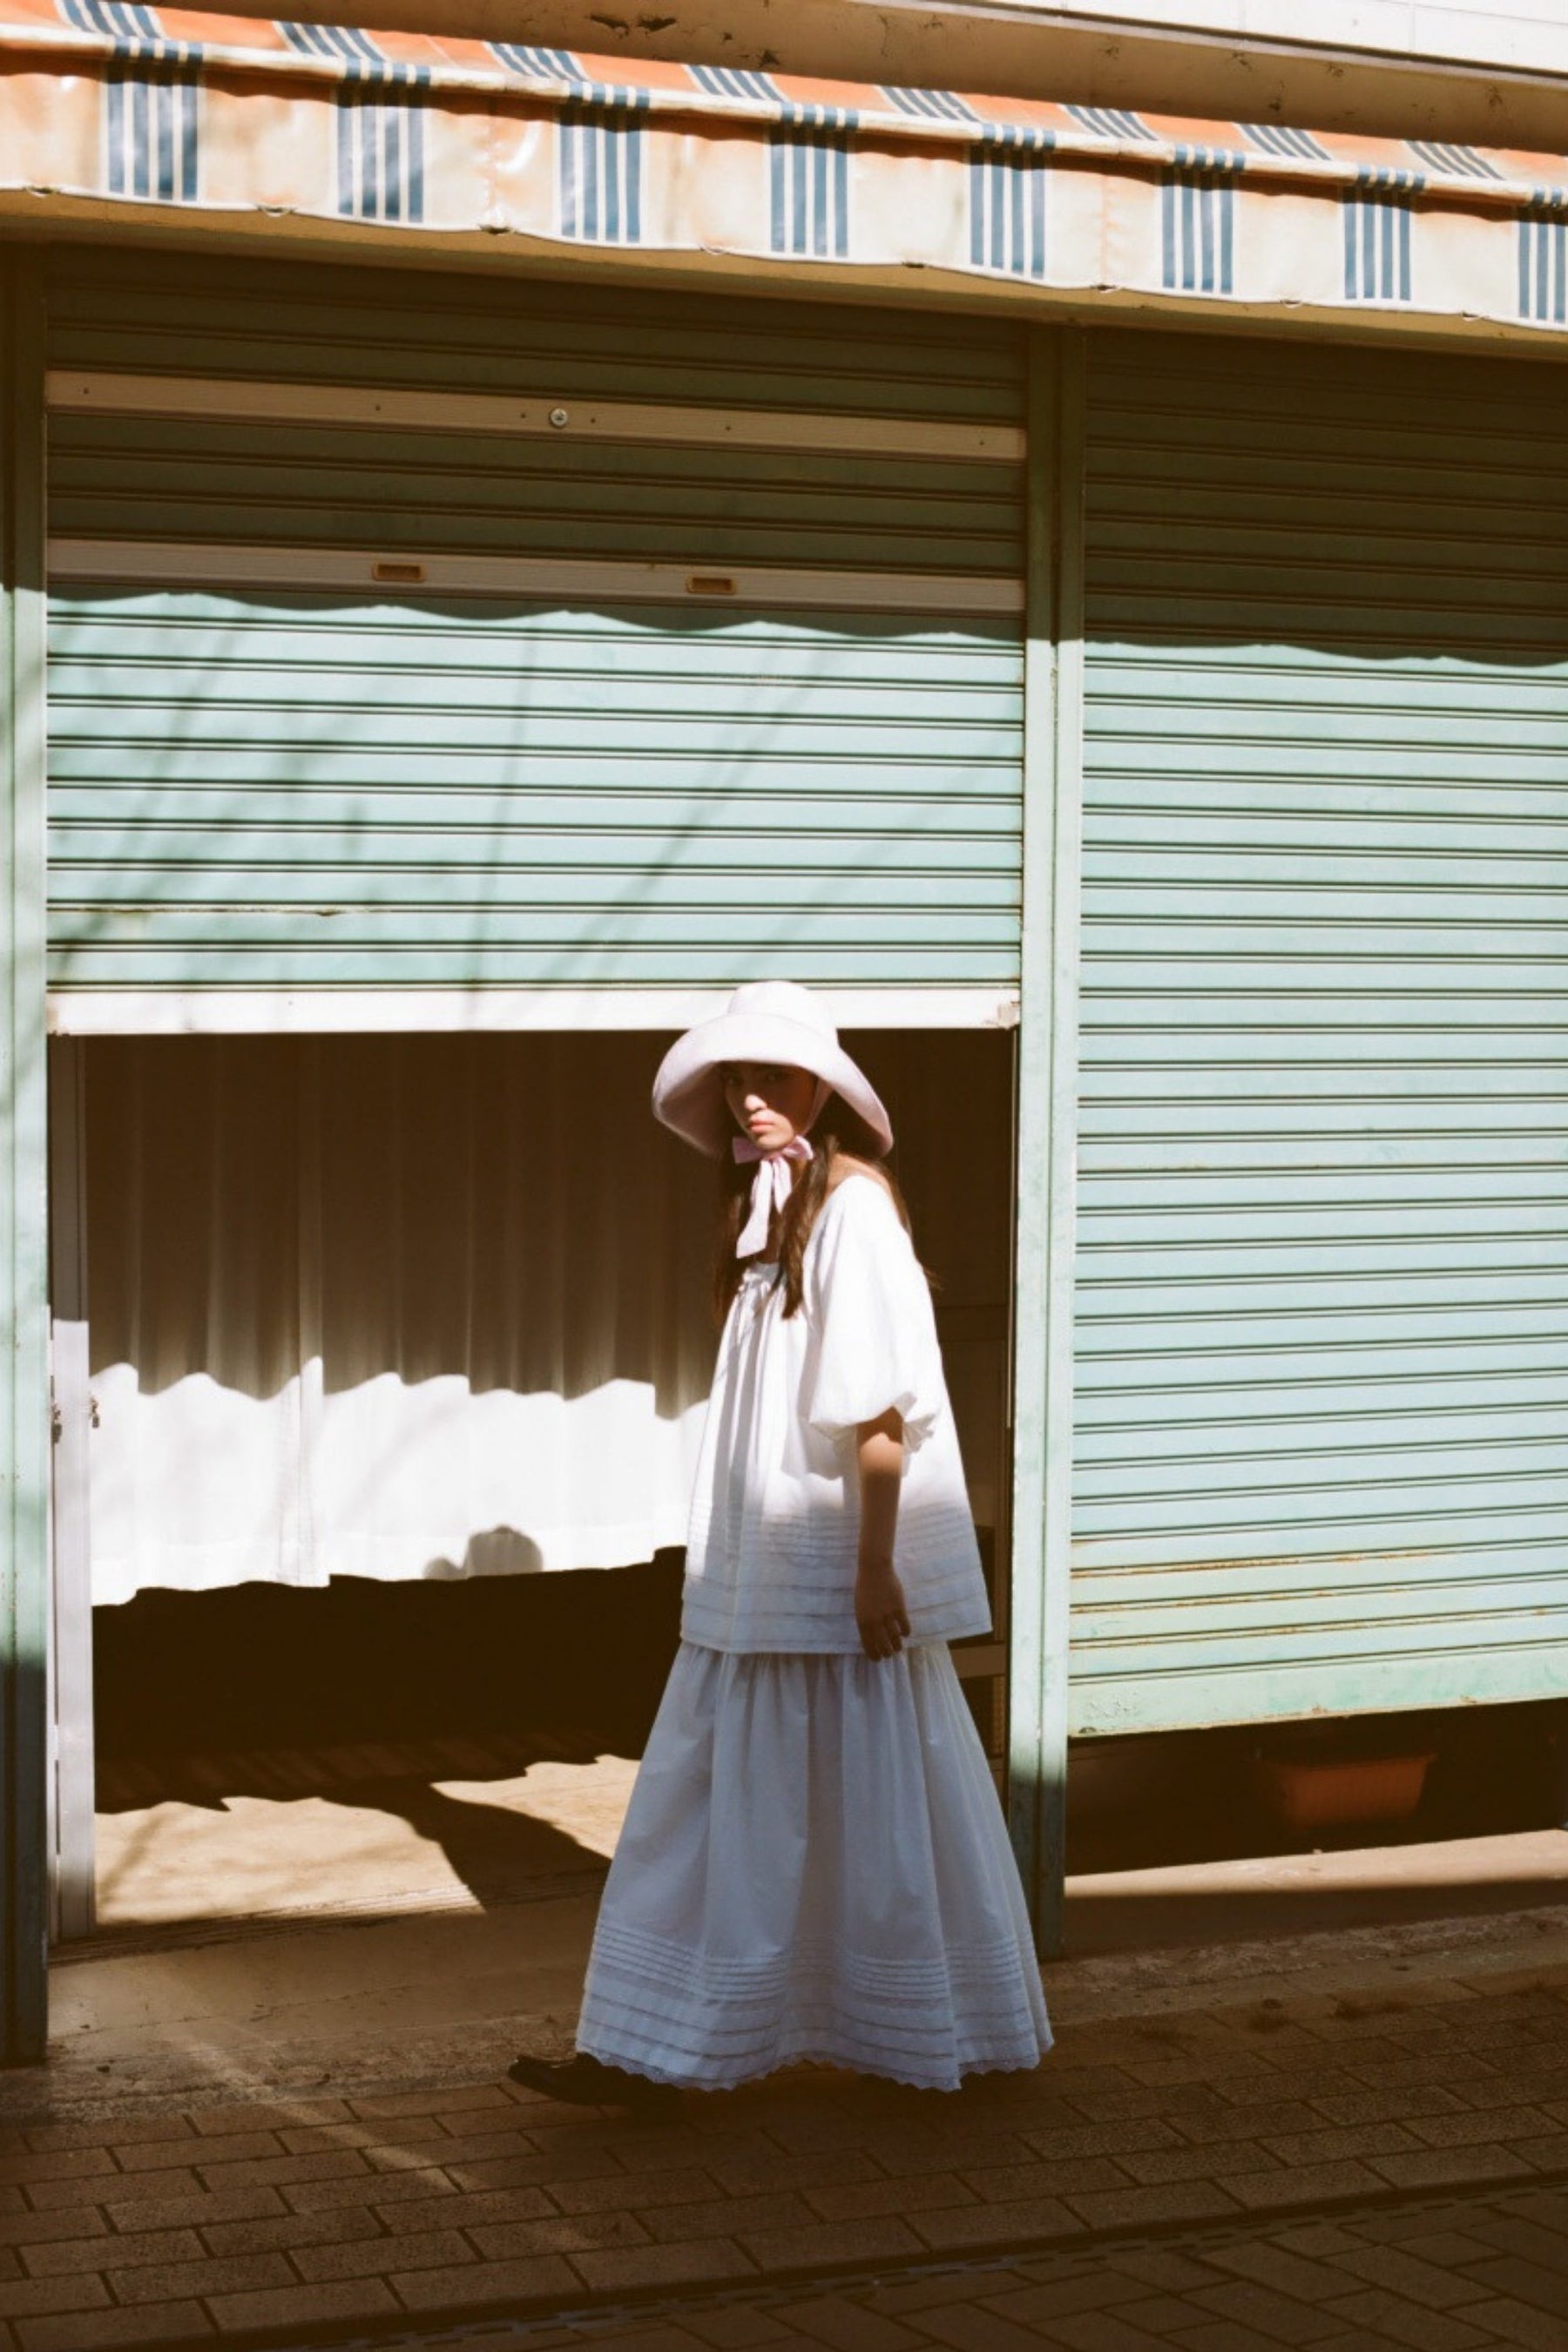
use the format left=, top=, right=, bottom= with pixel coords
left=572, top=1639, right=1051, bottom=2094
left=578, top=1919, right=1051, bottom=2092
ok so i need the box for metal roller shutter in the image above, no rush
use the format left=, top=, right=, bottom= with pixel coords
left=1072, top=328, right=1568, bottom=1735
left=44, top=252, right=1025, bottom=996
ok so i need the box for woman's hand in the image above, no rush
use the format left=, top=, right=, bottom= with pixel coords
left=855, top=1407, right=909, bottom=1659
left=855, top=1556, right=911, bottom=1660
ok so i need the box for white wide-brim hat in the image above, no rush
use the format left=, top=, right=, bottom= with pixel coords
left=652, top=981, right=893, bottom=1159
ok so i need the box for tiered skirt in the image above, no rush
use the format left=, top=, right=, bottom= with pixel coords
left=575, top=1639, right=1051, bottom=2092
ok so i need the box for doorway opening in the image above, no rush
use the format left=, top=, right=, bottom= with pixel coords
left=49, top=1025, right=1017, bottom=1948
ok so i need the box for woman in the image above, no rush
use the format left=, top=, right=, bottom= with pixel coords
left=510, top=981, right=1050, bottom=2105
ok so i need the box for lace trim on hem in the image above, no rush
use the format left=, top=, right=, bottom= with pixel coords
left=576, top=2020, right=1054, bottom=2094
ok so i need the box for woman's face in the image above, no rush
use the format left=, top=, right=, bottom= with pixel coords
left=720, top=1062, right=820, bottom=1152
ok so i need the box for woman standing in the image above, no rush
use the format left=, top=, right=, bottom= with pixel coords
left=510, top=981, right=1050, bottom=2105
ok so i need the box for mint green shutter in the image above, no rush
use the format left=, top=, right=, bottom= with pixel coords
left=44, top=252, right=1025, bottom=993
left=1070, top=330, right=1568, bottom=1734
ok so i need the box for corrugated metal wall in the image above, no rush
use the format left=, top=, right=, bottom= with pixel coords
left=44, top=251, right=1026, bottom=994
left=1071, top=329, right=1568, bottom=1734
left=41, top=247, right=1568, bottom=1739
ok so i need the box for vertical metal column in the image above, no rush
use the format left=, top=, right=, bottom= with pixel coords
left=48, top=1036, right=96, bottom=1942
left=1, top=249, right=50, bottom=2065
left=1006, top=327, right=1085, bottom=1959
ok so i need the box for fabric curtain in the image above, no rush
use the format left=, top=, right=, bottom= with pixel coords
left=84, top=1033, right=717, bottom=1602
left=82, top=1030, right=1011, bottom=1605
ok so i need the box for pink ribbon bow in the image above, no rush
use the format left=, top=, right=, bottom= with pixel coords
left=732, top=1134, right=814, bottom=1258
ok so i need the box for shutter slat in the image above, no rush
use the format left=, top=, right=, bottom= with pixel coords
left=44, top=254, right=1025, bottom=995
left=1073, top=329, right=1568, bottom=1733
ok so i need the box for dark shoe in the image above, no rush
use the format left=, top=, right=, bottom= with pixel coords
left=507, top=2051, right=681, bottom=2118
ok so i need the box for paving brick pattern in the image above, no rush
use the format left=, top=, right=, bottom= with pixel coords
left=3, top=1976, right=1568, bottom=2349
left=313, top=2179, right=1568, bottom=2352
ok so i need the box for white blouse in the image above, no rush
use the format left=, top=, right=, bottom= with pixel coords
left=680, top=1173, right=993, bottom=1654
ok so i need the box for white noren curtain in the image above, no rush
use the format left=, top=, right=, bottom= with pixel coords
left=84, top=1034, right=717, bottom=1603
left=82, top=1031, right=1010, bottom=1606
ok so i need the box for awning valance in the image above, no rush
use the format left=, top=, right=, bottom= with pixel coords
left=3, top=1, right=1568, bottom=338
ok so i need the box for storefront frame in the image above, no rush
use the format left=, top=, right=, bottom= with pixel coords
left=6, top=220, right=1568, bottom=2061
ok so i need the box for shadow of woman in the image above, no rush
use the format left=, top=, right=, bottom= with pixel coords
left=321, top=1774, right=613, bottom=1911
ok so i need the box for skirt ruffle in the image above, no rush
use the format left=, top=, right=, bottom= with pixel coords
left=576, top=1639, right=1051, bottom=2092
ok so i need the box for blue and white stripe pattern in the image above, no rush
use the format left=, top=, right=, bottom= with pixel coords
left=1162, top=167, right=1237, bottom=294
left=769, top=130, right=850, bottom=259
left=1409, top=141, right=1502, bottom=182
left=335, top=85, right=424, bottom=221
left=1065, top=104, right=1152, bottom=142
left=690, top=64, right=780, bottom=104
left=490, top=44, right=580, bottom=84
left=778, top=102, right=857, bottom=132
left=882, top=85, right=977, bottom=125
left=497, top=41, right=656, bottom=114
left=977, top=123, right=1053, bottom=154
left=1344, top=191, right=1412, bottom=300
left=1355, top=163, right=1423, bottom=193
left=1170, top=143, right=1247, bottom=173
left=280, top=18, right=383, bottom=64
left=969, top=144, right=1047, bottom=278
left=62, top=0, right=161, bottom=37
left=1519, top=211, right=1567, bottom=324
left=1240, top=122, right=1329, bottom=163
left=559, top=102, right=646, bottom=243
left=106, top=59, right=199, bottom=199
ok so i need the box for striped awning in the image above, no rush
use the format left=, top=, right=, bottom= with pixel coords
left=5, top=0, right=1568, bottom=335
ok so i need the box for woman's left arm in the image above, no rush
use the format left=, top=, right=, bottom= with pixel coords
left=855, top=1408, right=911, bottom=1661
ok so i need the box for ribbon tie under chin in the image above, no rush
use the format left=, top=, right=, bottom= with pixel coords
left=733, top=1134, right=814, bottom=1258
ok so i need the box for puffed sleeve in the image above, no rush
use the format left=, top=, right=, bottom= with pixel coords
left=803, top=1178, right=944, bottom=1452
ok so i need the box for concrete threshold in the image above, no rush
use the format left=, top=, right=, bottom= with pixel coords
left=15, top=1825, right=1568, bottom=2122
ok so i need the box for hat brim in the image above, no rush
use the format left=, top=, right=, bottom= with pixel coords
left=652, top=1009, right=893, bottom=1158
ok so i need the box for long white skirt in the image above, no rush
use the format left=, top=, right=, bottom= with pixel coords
left=575, top=1639, right=1051, bottom=2092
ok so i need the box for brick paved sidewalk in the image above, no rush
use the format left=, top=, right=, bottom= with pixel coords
left=351, top=2175, right=1568, bottom=2352
left=4, top=1966, right=1568, bottom=2351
